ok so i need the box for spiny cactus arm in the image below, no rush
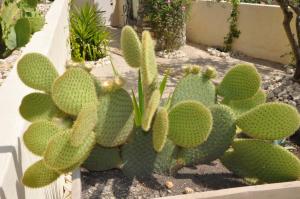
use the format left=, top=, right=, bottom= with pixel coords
left=226, top=89, right=266, bottom=116
left=71, top=103, right=98, bottom=147
left=44, top=130, right=96, bottom=171
left=141, top=31, right=158, bottom=87
left=142, top=89, right=161, bottom=131
left=236, top=102, right=300, bottom=140
left=121, top=25, right=142, bottom=68
left=19, top=92, right=62, bottom=122
left=22, top=160, right=60, bottom=188
left=168, top=100, right=213, bottom=148
left=170, top=74, right=216, bottom=108
left=51, top=68, right=98, bottom=115
left=95, top=88, right=134, bottom=147
left=23, top=120, right=62, bottom=156
left=17, top=53, right=59, bottom=93
left=217, top=64, right=261, bottom=100
left=221, top=139, right=300, bottom=183
left=15, top=18, right=31, bottom=47
left=178, top=105, right=236, bottom=166
left=83, top=145, right=122, bottom=171
left=152, top=107, right=169, bottom=152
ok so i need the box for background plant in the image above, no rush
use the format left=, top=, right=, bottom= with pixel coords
left=70, top=3, right=110, bottom=61
left=144, top=0, right=192, bottom=51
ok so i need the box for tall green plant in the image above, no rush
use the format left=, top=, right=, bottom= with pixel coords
left=70, top=3, right=110, bottom=61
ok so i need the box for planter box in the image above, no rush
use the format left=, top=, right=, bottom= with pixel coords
left=186, top=0, right=294, bottom=64
left=0, top=0, right=70, bottom=198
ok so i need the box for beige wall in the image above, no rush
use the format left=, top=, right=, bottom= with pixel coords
left=187, top=1, right=295, bottom=64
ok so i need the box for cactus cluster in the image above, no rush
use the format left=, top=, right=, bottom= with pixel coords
left=18, top=26, right=300, bottom=188
left=0, top=0, right=44, bottom=57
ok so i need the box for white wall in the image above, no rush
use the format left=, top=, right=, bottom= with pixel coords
left=0, top=0, right=70, bottom=198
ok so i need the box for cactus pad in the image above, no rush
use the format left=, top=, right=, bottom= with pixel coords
left=22, top=160, right=60, bottom=188
left=71, top=103, right=98, bottom=147
left=15, top=18, right=31, bottom=47
left=95, top=88, right=134, bottom=147
left=52, top=68, right=98, bottom=115
left=121, top=129, right=156, bottom=177
left=227, top=89, right=266, bottom=116
left=19, top=92, right=61, bottom=122
left=17, top=53, right=59, bottom=93
left=168, top=101, right=213, bottom=148
left=44, top=130, right=96, bottom=171
left=178, top=105, right=236, bottom=165
left=121, top=26, right=142, bottom=68
left=141, top=31, right=158, bottom=86
left=142, top=89, right=161, bottom=131
left=23, top=120, right=61, bottom=156
left=83, top=145, right=122, bottom=171
left=237, top=102, right=300, bottom=140
left=152, top=107, right=169, bottom=152
left=221, top=139, right=300, bottom=183
left=218, top=64, right=261, bottom=100
left=170, top=74, right=216, bottom=108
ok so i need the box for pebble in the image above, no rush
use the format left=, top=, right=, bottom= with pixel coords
left=165, top=181, right=174, bottom=189
left=183, top=187, right=194, bottom=194
left=157, top=50, right=186, bottom=59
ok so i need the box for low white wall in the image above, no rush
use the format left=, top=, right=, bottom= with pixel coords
left=0, top=0, right=70, bottom=198
left=187, top=1, right=295, bottom=64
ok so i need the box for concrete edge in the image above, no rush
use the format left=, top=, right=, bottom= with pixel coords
left=72, top=169, right=82, bottom=199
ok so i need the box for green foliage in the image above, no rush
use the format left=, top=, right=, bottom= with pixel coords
left=224, top=0, right=241, bottom=52
left=70, top=3, right=110, bottom=61
left=17, top=53, right=59, bottom=93
left=237, top=102, right=300, bottom=140
left=144, top=0, right=191, bottom=51
left=221, top=139, right=300, bottom=183
left=168, top=100, right=213, bottom=148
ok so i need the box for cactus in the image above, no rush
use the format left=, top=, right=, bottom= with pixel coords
left=22, top=160, right=60, bottom=188
left=18, top=26, right=300, bottom=188
left=19, top=92, right=61, bottom=122
left=14, top=18, right=31, bottom=48
left=221, top=139, right=300, bottom=183
left=121, top=25, right=142, bottom=68
left=168, top=100, right=213, bottom=148
left=95, top=88, right=134, bottom=147
left=23, top=120, right=61, bottom=156
left=52, top=68, right=98, bottom=115
left=17, top=53, right=59, bottom=93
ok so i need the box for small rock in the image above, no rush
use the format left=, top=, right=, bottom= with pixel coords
left=165, top=181, right=174, bottom=189
left=183, top=187, right=194, bottom=194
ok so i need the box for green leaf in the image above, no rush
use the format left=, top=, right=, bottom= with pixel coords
left=138, top=70, right=144, bottom=115
left=159, top=70, right=169, bottom=95
left=132, top=89, right=141, bottom=127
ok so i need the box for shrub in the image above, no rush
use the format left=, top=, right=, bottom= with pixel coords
left=144, top=0, right=191, bottom=51
left=70, top=3, right=110, bottom=61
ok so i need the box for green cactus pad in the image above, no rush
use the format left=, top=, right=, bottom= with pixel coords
left=121, top=26, right=142, bottom=68
left=23, top=120, right=61, bottom=156
left=95, top=88, right=134, bottom=147
left=153, top=139, right=179, bottom=175
left=83, top=145, right=122, bottom=171
left=27, top=16, right=45, bottom=33
left=121, top=129, right=157, bottom=177
left=19, top=92, right=61, bottom=122
left=152, top=107, right=169, bottom=152
left=170, top=74, right=216, bottom=108
left=142, top=89, right=161, bottom=131
left=15, top=18, right=31, bottom=47
left=178, top=105, right=236, bottom=165
left=221, top=139, right=300, bottom=183
left=44, top=130, right=96, bottom=171
left=71, top=103, right=98, bottom=147
left=52, top=68, right=98, bottom=115
left=17, top=53, right=59, bottom=93
left=141, top=31, right=158, bottom=86
left=22, top=160, right=60, bottom=188
left=227, top=89, right=266, bottom=116
left=168, top=101, right=213, bottom=148
left=218, top=64, right=261, bottom=100
left=237, top=102, right=300, bottom=140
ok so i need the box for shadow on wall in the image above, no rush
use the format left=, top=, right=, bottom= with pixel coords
left=0, top=138, right=25, bottom=199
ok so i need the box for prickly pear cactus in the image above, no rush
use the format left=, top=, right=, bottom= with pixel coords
left=18, top=26, right=300, bottom=189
